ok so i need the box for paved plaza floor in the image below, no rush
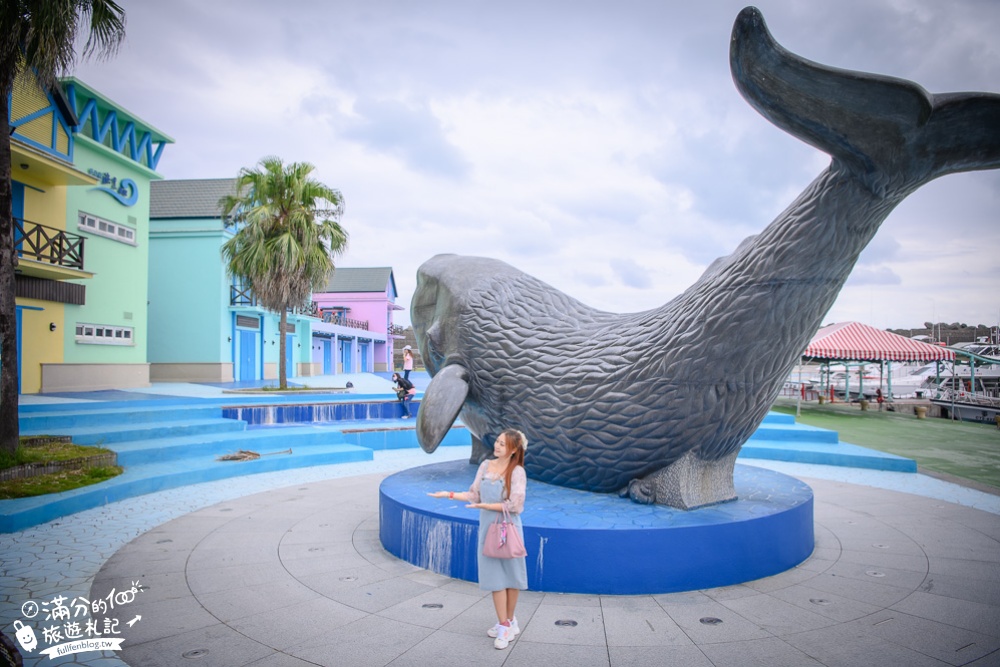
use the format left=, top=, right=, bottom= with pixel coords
left=3, top=445, right=999, bottom=667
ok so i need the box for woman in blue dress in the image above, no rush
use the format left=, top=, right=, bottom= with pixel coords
left=429, top=428, right=528, bottom=650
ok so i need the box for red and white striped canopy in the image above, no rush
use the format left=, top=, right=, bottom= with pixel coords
left=803, top=322, right=955, bottom=362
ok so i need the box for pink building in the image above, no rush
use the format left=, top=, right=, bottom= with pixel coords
left=308, top=267, right=405, bottom=374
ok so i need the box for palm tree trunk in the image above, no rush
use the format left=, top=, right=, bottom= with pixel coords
left=278, top=309, right=288, bottom=390
left=0, top=87, right=20, bottom=455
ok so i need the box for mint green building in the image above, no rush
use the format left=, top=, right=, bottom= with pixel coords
left=148, top=178, right=315, bottom=383
left=148, top=179, right=397, bottom=382
left=12, top=77, right=172, bottom=393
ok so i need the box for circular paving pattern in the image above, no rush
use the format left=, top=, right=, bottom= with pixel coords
left=92, top=471, right=1000, bottom=667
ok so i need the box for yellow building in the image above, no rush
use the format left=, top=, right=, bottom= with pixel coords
left=11, top=68, right=94, bottom=394
left=10, top=69, right=171, bottom=393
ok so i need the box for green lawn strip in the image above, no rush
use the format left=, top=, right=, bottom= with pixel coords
left=772, top=399, right=1000, bottom=490
left=0, top=439, right=123, bottom=499
left=0, top=466, right=123, bottom=499
left=0, top=440, right=113, bottom=471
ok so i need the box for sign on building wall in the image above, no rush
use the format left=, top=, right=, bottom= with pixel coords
left=87, top=168, right=138, bottom=207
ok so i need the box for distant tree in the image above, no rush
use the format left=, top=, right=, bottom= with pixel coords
left=220, top=157, right=347, bottom=389
left=1, top=0, right=127, bottom=455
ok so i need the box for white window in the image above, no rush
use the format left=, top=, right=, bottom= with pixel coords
left=78, top=212, right=136, bottom=245
left=75, top=323, right=134, bottom=345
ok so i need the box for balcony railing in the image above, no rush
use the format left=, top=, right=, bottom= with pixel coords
left=14, top=217, right=85, bottom=270
left=230, top=283, right=258, bottom=307
left=230, top=286, right=318, bottom=317
left=389, top=324, right=406, bottom=337
left=320, top=310, right=369, bottom=331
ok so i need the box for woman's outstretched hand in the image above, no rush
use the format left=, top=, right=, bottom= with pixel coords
left=427, top=491, right=450, bottom=498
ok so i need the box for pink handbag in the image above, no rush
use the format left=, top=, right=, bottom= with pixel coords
left=483, top=504, right=526, bottom=559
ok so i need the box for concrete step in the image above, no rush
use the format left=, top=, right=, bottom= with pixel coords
left=760, top=412, right=796, bottom=425
left=0, top=443, right=374, bottom=533
left=747, top=422, right=840, bottom=443
left=111, top=425, right=348, bottom=466
left=18, top=404, right=227, bottom=430
left=739, top=439, right=916, bottom=472
left=20, top=418, right=247, bottom=446
left=339, top=421, right=470, bottom=451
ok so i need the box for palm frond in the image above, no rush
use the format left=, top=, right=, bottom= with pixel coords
left=220, top=157, right=349, bottom=377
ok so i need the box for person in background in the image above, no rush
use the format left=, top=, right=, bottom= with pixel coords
left=392, top=372, right=416, bottom=419
left=402, top=345, right=414, bottom=382
left=428, top=429, right=528, bottom=650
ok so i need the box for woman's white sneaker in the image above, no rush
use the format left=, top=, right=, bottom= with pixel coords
left=487, top=617, right=519, bottom=638
left=493, top=624, right=511, bottom=650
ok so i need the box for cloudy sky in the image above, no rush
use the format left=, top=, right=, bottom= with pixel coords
left=72, top=0, right=999, bottom=331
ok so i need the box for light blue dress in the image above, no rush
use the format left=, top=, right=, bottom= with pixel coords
left=470, top=464, right=528, bottom=591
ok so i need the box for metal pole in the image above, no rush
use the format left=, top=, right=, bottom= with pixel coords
left=796, top=364, right=802, bottom=417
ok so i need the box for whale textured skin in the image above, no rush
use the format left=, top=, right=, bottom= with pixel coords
left=412, top=7, right=1000, bottom=504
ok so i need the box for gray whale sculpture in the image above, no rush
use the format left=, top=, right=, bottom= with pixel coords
left=412, top=6, right=1000, bottom=509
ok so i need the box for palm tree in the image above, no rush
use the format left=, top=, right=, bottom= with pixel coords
left=220, top=157, right=347, bottom=389
left=1, top=1, right=127, bottom=455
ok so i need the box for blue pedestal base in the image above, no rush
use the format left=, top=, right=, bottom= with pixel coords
left=379, top=460, right=814, bottom=595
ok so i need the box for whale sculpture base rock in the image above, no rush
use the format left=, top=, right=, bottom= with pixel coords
left=622, top=450, right=739, bottom=509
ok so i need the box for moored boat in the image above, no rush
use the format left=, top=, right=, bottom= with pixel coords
left=929, top=366, right=1000, bottom=424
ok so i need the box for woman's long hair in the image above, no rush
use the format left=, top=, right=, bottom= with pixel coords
left=501, top=429, right=527, bottom=498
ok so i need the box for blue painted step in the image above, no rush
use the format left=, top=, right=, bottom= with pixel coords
left=739, top=439, right=916, bottom=472
left=21, top=418, right=246, bottom=446
left=112, top=426, right=348, bottom=465
left=0, top=444, right=373, bottom=533
left=340, top=422, right=470, bottom=450
left=760, top=412, right=796, bottom=425
left=748, top=423, right=840, bottom=444
left=19, top=404, right=226, bottom=430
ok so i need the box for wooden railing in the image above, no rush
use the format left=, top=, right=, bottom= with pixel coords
left=230, top=283, right=257, bottom=307
left=320, top=310, right=369, bottom=330
left=230, top=287, right=318, bottom=316
left=14, top=217, right=85, bottom=270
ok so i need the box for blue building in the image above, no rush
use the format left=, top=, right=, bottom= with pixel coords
left=147, top=178, right=392, bottom=383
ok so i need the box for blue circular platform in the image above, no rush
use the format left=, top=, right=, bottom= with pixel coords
left=379, top=460, right=814, bottom=594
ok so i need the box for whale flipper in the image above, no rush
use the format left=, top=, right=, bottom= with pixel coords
left=416, top=364, right=470, bottom=453
left=731, top=6, right=1000, bottom=194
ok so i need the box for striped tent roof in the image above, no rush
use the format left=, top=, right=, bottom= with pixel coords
left=804, top=322, right=955, bottom=362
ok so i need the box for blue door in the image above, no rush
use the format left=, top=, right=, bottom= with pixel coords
left=340, top=340, right=352, bottom=373
left=12, top=306, right=23, bottom=393
left=322, top=339, right=332, bottom=374
left=12, top=182, right=24, bottom=255
left=238, top=330, right=256, bottom=382
left=285, top=334, right=295, bottom=378
left=360, top=343, right=369, bottom=372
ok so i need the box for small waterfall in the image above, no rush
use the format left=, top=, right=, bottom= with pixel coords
left=534, top=536, right=547, bottom=585
left=314, top=403, right=337, bottom=422
left=225, top=399, right=414, bottom=427
left=401, top=509, right=452, bottom=575
left=260, top=405, right=277, bottom=425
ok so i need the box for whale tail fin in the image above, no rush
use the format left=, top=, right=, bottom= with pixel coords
left=730, top=6, right=1000, bottom=196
